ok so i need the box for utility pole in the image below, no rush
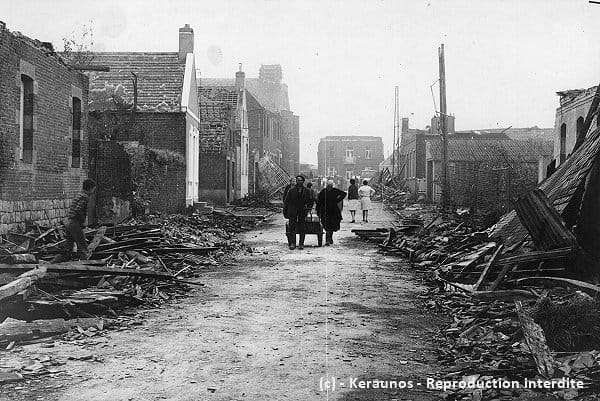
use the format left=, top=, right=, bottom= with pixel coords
left=438, top=44, right=449, bottom=207
left=392, top=86, right=399, bottom=179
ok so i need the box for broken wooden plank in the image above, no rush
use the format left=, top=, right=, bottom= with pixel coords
left=495, top=247, right=573, bottom=267
left=148, top=246, right=219, bottom=255
left=85, top=226, right=107, bottom=259
left=0, top=267, right=47, bottom=301
left=0, top=317, right=111, bottom=343
left=515, top=300, right=556, bottom=378
left=515, top=276, right=600, bottom=295
left=472, top=290, right=537, bottom=300
left=0, top=263, right=173, bottom=279
left=473, top=245, right=504, bottom=291
left=515, top=189, right=578, bottom=251
left=487, top=262, right=513, bottom=292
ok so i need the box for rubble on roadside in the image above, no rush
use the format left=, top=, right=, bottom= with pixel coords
left=352, top=117, right=600, bottom=400
left=0, top=207, right=271, bottom=345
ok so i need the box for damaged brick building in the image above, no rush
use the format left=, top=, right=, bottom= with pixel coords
left=555, top=86, right=599, bottom=165
left=0, top=22, right=89, bottom=233
left=198, top=67, right=249, bottom=205
left=86, top=24, right=200, bottom=216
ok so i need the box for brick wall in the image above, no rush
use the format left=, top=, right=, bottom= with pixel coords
left=0, top=24, right=89, bottom=233
left=88, top=112, right=187, bottom=213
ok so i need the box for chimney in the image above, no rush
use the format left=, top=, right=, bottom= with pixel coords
left=401, top=118, right=409, bottom=145
left=178, top=24, right=194, bottom=63
left=235, top=63, right=245, bottom=90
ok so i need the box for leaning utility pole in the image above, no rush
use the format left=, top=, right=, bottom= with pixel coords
left=438, top=44, right=449, bottom=207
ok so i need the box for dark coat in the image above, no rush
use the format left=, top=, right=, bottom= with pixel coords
left=283, top=185, right=312, bottom=219
left=316, top=187, right=347, bottom=232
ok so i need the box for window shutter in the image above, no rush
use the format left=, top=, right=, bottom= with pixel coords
left=32, top=81, right=39, bottom=95
left=32, top=115, right=38, bottom=131
left=15, top=72, right=20, bottom=88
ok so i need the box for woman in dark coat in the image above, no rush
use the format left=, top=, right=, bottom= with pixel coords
left=316, top=180, right=347, bottom=245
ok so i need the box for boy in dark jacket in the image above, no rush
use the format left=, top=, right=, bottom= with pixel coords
left=63, top=179, right=96, bottom=259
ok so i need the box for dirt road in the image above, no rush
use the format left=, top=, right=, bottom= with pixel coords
left=5, top=202, right=444, bottom=400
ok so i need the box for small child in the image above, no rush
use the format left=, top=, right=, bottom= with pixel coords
left=63, top=179, right=96, bottom=259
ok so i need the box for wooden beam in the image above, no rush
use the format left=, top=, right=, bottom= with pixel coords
left=495, top=247, right=573, bottom=266
left=0, top=267, right=47, bottom=301
left=473, top=245, right=503, bottom=291
left=515, top=301, right=555, bottom=378
left=515, top=276, right=600, bottom=295
left=0, top=264, right=173, bottom=279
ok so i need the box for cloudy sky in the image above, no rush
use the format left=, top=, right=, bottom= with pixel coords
left=3, top=0, right=599, bottom=164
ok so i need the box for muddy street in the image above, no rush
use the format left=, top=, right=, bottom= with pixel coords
left=5, top=203, right=443, bottom=401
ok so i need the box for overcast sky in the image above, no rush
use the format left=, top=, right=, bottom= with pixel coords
left=3, top=0, right=599, bottom=164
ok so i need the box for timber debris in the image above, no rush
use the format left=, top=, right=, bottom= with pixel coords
left=0, top=208, right=268, bottom=346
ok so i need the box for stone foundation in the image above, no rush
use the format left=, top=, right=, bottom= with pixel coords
left=0, top=198, right=72, bottom=234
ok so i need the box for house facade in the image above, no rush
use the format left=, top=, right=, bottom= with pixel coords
left=0, top=22, right=89, bottom=233
left=198, top=69, right=249, bottom=204
left=317, top=136, right=384, bottom=187
left=554, top=86, right=598, bottom=165
left=86, top=24, right=200, bottom=215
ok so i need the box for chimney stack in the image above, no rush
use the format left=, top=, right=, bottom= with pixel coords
left=401, top=118, right=409, bottom=144
left=178, top=24, right=194, bottom=63
left=235, top=63, right=245, bottom=91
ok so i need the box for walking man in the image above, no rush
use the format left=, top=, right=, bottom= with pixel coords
left=316, top=180, right=347, bottom=246
left=283, top=175, right=312, bottom=250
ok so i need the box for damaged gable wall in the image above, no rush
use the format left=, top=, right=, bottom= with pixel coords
left=0, top=23, right=89, bottom=233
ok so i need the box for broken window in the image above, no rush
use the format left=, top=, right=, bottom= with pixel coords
left=72, top=97, right=82, bottom=168
left=20, top=74, right=34, bottom=163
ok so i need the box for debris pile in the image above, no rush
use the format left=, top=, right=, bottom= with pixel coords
left=0, top=208, right=269, bottom=347
left=352, top=124, right=600, bottom=400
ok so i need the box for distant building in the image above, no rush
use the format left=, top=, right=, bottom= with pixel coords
left=246, top=90, right=283, bottom=194
left=246, top=65, right=300, bottom=179
left=394, top=118, right=554, bottom=196
left=554, top=86, right=598, bottom=165
left=198, top=66, right=249, bottom=204
left=425, top=139, right=554, bottom=213
left=0, top=21, right=90, bottom=233
left=317, top=136, right=384, bottom=187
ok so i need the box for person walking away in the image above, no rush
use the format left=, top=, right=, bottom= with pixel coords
left=306, top=182, right=317, bottom=211
left=347, top=178, right=359, bottom=223
left=60, top=179, right=96, bottom=261
left=316, top=180, right=347, bottom=246
left=283, top=175, right=312, bottom=250
left=358, top=179, right=375, bottom=223
left=283, top=177, right=296, bottom=203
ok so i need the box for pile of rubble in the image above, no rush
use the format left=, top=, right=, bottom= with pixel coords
left=0, top=208, right=270, bottom=357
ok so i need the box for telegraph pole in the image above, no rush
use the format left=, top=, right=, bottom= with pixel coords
left=438, top=44, right=449, bottom=207
left=392, top=86, right=399, bottom=179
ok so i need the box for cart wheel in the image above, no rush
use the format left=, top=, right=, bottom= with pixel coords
left=317, top=234, right=323, bottom=247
